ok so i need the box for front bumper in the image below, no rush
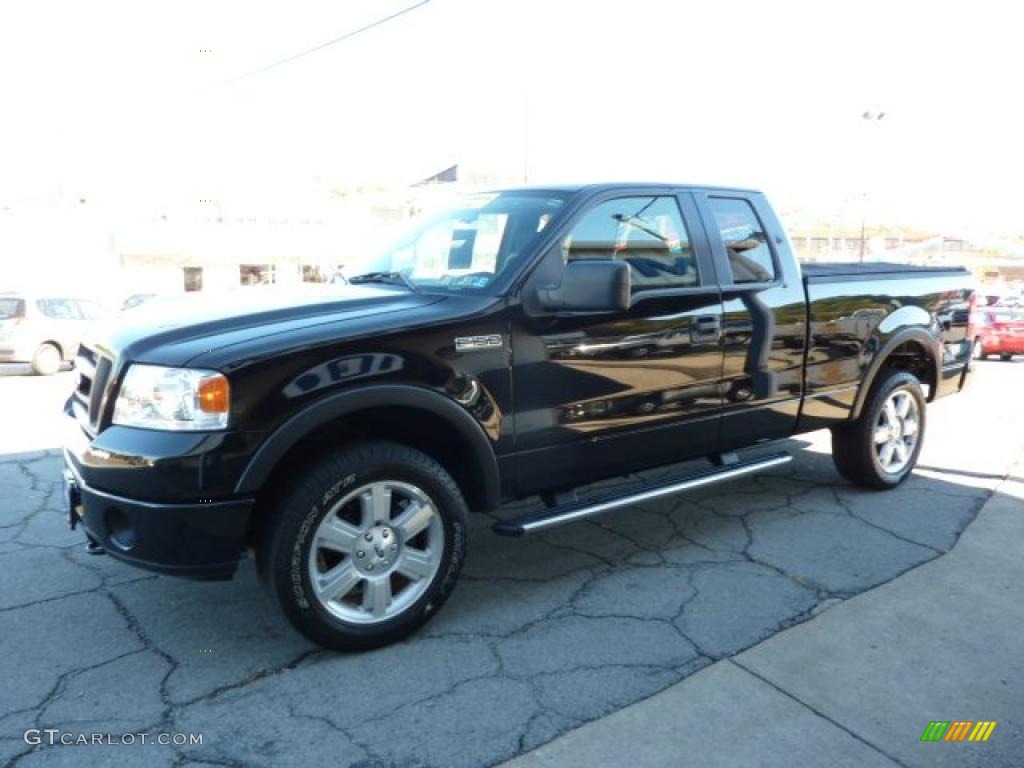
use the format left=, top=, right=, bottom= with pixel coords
left=62, top=412, right=257, bottom=580
left=64, top=460, right=254, bottom=580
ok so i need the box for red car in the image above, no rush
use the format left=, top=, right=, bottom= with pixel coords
left=973, top=307, right=1024, bottom=360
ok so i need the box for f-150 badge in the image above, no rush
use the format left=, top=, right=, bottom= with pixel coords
left=455, top=335, right=503, bottom=351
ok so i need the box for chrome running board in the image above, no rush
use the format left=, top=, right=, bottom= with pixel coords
left=492, top=452, right=792, bottom=536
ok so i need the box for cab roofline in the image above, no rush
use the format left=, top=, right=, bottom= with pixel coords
left=477, top=182, right=763, bottom=196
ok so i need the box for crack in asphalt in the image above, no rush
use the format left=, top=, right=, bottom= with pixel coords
left=826, top=484, right=945, bottom=555
left=5, top=649, right=151, bottom=766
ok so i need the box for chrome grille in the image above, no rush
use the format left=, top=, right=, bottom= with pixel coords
left=73, top=345, right=113, bottom=435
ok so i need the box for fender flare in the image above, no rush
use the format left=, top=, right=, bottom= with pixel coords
left=235, top=384, right=501, bottom=508
left=850, top=326, right=940, bottom=420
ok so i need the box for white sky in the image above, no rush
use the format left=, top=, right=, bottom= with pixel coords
left=0, top=0, right=1021, bottom=233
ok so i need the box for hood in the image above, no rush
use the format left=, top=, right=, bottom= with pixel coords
left=91, top=285, right=445, bottom=368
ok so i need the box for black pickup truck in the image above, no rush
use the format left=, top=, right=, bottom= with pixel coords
left=63, top=184, right=976, bottom=650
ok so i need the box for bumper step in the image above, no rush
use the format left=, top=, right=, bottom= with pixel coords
left=493, top=451, right=792, bottom=536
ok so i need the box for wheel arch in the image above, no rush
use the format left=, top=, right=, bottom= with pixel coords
left=235, top=384, right=502, bottom=512
left=850, top=326, right=939, bottom=420
left=37, top=339, right=64, bottom=357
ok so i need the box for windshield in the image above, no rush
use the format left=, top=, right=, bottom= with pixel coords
left=355, top=191, right=569, bottom=293
left=0, top=298, right=25, bottom=319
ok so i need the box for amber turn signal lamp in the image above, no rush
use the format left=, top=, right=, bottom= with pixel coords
left=198, top=375, right=230, bottom=414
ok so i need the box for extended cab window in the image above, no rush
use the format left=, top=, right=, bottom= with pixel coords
left=562, top=196, right=697, bottom=291
left=709, top=197, right=776, bottom=284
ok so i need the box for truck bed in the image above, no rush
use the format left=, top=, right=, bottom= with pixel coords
left=801, top=261, right=970, bottom=283
left=799, top=260, right=973, bottom=427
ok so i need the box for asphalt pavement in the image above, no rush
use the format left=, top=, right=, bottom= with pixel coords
left=0, top=359, right=1021, bottom=767
left=506, top=444, right=1024, bottom=768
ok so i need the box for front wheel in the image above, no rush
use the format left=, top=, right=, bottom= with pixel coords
left=260, top=441, right=468, bottom=651
left=831, top=370, right=926, bottom=490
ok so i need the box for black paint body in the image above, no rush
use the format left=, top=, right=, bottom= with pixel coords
left=63, top=184, right=975, bottom=578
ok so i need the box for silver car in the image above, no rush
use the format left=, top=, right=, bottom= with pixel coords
left=0, top=292, right=110, bottom=375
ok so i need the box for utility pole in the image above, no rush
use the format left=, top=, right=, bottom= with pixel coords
left=859, top=111, right=886, bottom=263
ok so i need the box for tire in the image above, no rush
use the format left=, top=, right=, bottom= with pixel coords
left=831, top=369, right=926, bottom=490
left=971, top=338, right=985, bottom=360
left=31, top=343, right=62, bottom=376
left=1001, top=354, right=1013, bottom=361
left=259, top=440, right=468, bottom=651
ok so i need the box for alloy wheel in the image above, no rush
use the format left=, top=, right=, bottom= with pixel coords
left=873, top=390, right=920, bottom=474
left=307, top=480, right=444, bottom=624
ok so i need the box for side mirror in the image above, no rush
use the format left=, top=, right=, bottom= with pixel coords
left=536, top=259, right=631, bottom=313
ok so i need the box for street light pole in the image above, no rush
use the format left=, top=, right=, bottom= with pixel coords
left=859, top=111, right=886, bottom=263
left=859, top=192, right=867, bottom=263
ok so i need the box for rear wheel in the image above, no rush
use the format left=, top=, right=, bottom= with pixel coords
left=31, top=343, right=62, bottom=375
left=260, top=440, right=468, bottom=651
left=1001, top=354, right=1014, bottom=361
left=971, top=338, right=985, bottom=360
left=831, top=369, right=926, bottom=489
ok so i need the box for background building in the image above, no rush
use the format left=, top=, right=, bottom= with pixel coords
left=2, top=166, right=1021, bottom=307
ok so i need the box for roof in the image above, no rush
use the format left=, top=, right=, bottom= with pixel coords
left=481, top=182, right=763, bottom=196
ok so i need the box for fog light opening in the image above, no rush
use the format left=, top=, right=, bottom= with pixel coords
left=104, top=507, right=138, bottom=551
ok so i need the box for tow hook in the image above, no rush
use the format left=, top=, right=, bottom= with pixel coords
left=85, top=534, right=106, bottom=556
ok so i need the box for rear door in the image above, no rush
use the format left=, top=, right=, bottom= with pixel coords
left=511, top=188, right=725, bottom=494
left=692, top=191, right=808, bottom=448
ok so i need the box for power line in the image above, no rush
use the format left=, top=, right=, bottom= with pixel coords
left=224, top=0, right=430, bottom=84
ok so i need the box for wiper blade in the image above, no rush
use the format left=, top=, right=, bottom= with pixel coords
left=348, top=271, right=418, bottom=291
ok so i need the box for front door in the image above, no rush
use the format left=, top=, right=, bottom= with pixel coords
left=511, top=190, right=725, bottom=495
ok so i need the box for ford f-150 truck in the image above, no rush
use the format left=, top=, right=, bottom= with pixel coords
left=62, top=184, right=976, bottom=650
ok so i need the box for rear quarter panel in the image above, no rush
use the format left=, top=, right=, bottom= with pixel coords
left=799, top=271, right=973, bottom=430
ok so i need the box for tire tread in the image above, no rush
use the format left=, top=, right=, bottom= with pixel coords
left=259, top=439, right=468, bottom=651
left=831, top=369, right=925, bottom=490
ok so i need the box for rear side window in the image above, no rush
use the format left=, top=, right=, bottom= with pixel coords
left=709, top=197, right=776, bottom=284
left=0, top=298, right=24, bottom=318
left=562, top=196, right=698, bottom=291
left=36, top=299, right=80, bottom=319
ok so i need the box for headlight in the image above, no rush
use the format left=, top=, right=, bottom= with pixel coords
left=112, top=365, right=230, bottom=431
